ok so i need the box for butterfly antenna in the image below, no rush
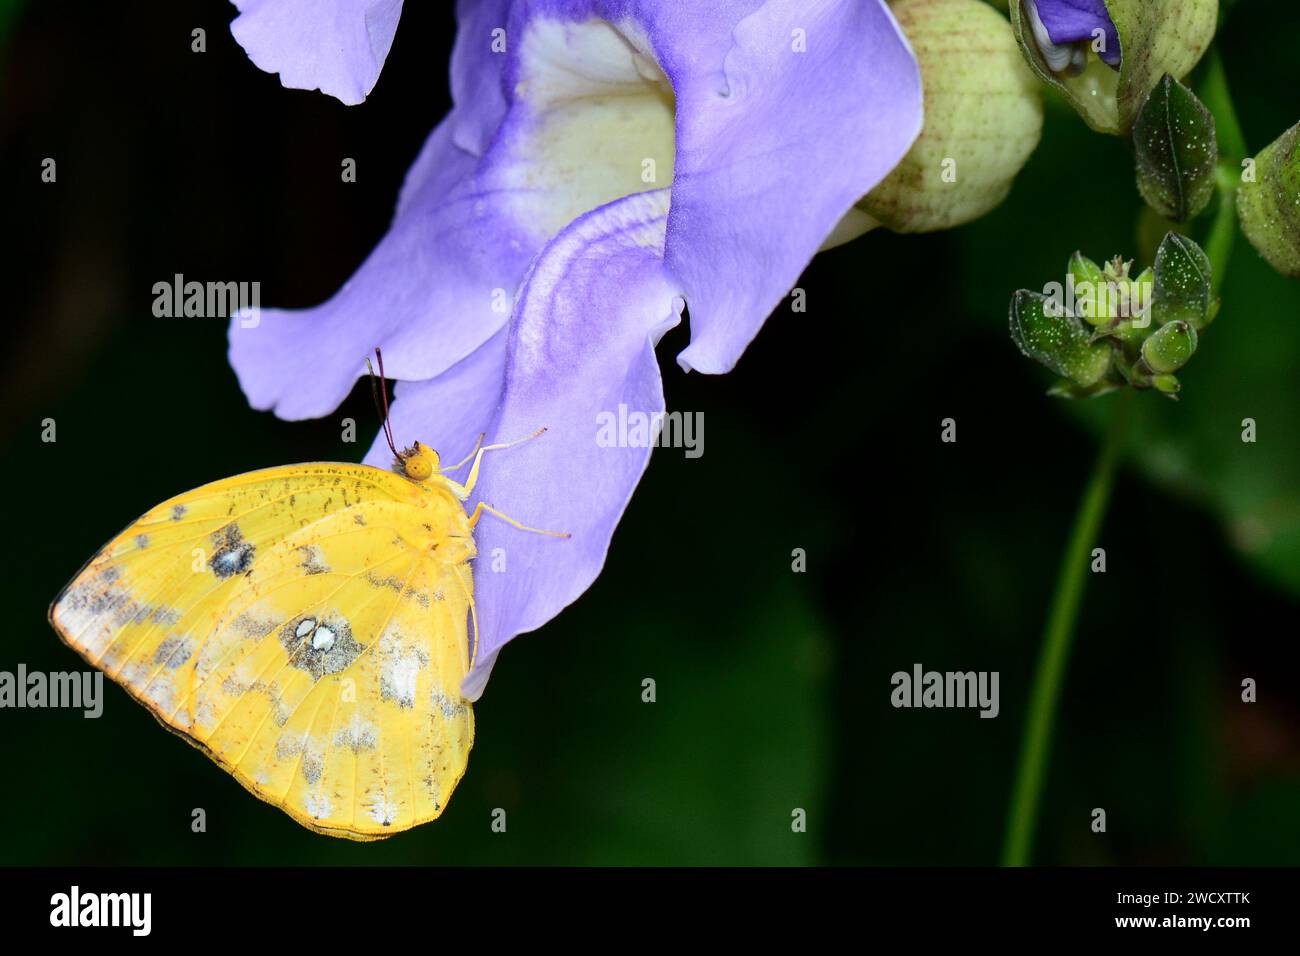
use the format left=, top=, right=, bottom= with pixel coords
left=366, top=348, right=401, bottom=460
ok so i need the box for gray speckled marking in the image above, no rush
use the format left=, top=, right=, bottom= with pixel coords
left=232, top=612, right=278, bottom=640
left=334, top=715, right=377, bottom=753
left=209, top=525, right=255, bottom=578
left=296, top=545, right=331, bottom=576
left=301, top=752, right=323, bottom=785
left=279, top=614, right=364, bottom=681
left=431, top=690, right=468, bottom=721
left=154, top=635, right=193, bottom=669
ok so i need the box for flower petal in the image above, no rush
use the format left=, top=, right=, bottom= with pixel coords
left=360, top=327, right=508, bottom=472
left=231, top=1, right=674, bottom=422
left=423, top=189, right=679, bottom=699
left=230, top=0, right=405, bottom=105
left=448, top=0, right=513, bottom=155
left=1032, top=0, right=1120, bottom=65
left=469, top=191, right=680, bottom=697
left=227, top=117, right=536, bottom=420
left=657, top=0, right=923, bottom=373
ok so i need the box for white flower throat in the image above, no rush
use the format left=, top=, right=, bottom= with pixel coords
left=499, top=18, right=677, bottom=242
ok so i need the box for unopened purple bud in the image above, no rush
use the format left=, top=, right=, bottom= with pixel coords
left=1027, top=0, right=1121, bottom=71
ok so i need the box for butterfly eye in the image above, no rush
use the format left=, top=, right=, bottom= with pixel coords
left=404, top=455, right=434, bottom=481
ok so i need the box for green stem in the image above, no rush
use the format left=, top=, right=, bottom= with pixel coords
left=1000, top=390, right=1134, bottom=866
left=1199, top=48, right=1246, bottom=296
left=1205, top=169, right=1237, bottom=297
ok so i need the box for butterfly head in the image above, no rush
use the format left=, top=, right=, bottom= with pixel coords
left=398, top=442, right=440, bottom=482
left=366, top=350, right=442, bottom=483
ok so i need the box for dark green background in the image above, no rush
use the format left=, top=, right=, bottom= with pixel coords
left=1, top=0, right=1296, bottom=865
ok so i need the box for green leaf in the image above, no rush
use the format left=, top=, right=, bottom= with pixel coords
left=1010, top=290, right=1113, bottom=386
left=1133, top=75, right=1219, bottom=222
left=1153, top=231, right=1214, bottom=328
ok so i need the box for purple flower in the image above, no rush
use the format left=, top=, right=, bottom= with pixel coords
left=227, top=0, right=923, bottom=697
left=1027, top=0, right=1121, bottom=69
left=230, top=0, right=405, bottom=105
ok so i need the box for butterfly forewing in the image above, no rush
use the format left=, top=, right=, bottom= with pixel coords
left=49, top=463, right=475, bottom=839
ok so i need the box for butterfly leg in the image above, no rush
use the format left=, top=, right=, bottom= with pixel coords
left=467, top=502, right=571, bottom=538
left=450, top=563, right=480, bottom=668
left=440, top=433, right=486, bottom=474
left=457, top=427, right=548, bottom=497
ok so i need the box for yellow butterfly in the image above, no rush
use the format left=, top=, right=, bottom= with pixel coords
left=49, top=360, right=562, bottom=840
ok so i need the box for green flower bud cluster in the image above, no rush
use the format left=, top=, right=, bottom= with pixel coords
left=1009, top=232, right=1218, bottom=399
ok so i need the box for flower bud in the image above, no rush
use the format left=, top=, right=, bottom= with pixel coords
left=1237, top=122, right=1300, bottom=278
left=1069, top=251, right=1104, bottom=289
left=1141, top=320, right=1198, bottom=374
left=857, top=0, right=1042, bottom=233
left=1011, top=0, right=1217, bottom=135
left=1151, top=373, right=1181, bottom=396
left=1010, top=290, right=1112, bottom=387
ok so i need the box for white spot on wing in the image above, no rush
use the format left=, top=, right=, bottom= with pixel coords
left=305, top=791, right=332, bottom=820
left=368, top=793, right=397, bottom=826
left=312, top=625, right=336, bottom=652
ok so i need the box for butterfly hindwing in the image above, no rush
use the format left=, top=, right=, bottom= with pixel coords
left=49, top=463, right=475, bottom=839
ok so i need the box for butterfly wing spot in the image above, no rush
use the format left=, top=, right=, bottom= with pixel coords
left=334, top=712, right=378, bottom=753
left=295, top=545, right=331, bottom=575
left=368, top=793, right=398, bottom=827
left=431, top=691, right=468, bottom=721
left=170, top=505, right=186, bottom=521
left=311, top=626, right=336, bottom=652
left=271, top=730, right=327, bottom=784
left=209, top=525, right=256, bottom=578
left=274, top=734, right=304, bottom=761
left=300, top=749, right=325, bottom=785
left=117, top=659, right=181, bottom=722
left=135, top=534, right=150, bottom=550
left=220, top=675, right=248, bottom=697
left=365, top=571, right=404, bottom=594
left=377, top=626, right=428, bottom=709
left=279, top=614, right=363, bottom=681
left=304, top=790, right=333, bottom=820
left=55, top=570, right=153, bottom=662
left=232, top=612, right=278, bottom=641
left=153, top=635, right=193, bottom=669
